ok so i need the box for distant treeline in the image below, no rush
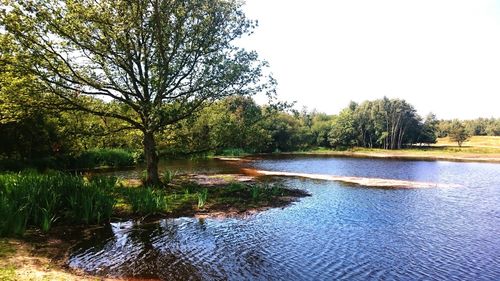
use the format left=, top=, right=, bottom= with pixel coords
left=436, top=118, right=500, bottom=138
left=171, top=96, right=498, bottom=153
left=1, top=95, right=499, bottom=168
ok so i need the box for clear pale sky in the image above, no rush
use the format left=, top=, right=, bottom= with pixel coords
left=239, top=0, right=500, bottom=119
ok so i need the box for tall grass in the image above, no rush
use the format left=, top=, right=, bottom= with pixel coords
left=0, top=171, right=116, bottom=236
left=119, top=187, right=169, bottom=215
left=197, top=188, right=208, bottom=209
left=161, top=170, right=177, bottom=184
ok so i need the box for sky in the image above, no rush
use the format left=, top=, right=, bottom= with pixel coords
left=238, top=0, right=500, bottom=119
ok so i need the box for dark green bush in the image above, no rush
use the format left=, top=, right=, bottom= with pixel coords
left=71, top=148, right=135, bottom=169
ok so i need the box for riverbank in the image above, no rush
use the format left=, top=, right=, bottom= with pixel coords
left=0, top=236, right=104, bottom=281
left=0, top=172, right=308, bottom=280
left=277, top=146, right=500, bottom=163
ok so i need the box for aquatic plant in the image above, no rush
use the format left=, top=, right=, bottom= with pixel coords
left=161, top=170, right=178, bottom=184
left=251, top=185, right=260, bottom=201
left=120, top=187, right=168, bottom=215
left=197, top=188, right=208, bottom=209
left=0, top=171, right=117, bottom=236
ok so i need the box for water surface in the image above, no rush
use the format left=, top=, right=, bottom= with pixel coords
left=69, top=156, right=500, bottom=280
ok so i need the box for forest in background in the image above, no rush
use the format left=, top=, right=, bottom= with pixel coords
left=2, top=91, right=499, bottom=171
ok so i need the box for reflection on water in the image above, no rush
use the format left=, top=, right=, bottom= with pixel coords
left=70, top=157, right=500, bottom=280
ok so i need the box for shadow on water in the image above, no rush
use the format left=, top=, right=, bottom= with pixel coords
left=69, top=221, right=204, bottom=280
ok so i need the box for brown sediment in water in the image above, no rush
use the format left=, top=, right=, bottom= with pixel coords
left=247, top=169, right=461, bottom=189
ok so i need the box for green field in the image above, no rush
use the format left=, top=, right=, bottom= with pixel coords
left=435, top=136, right=500, bottom=149
left=290, top=136, right=500, bottom=162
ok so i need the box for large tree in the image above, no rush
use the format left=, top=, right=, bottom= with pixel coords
left=1, top=0, right=273, bottom=185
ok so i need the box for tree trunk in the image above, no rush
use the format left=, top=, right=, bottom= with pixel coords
left=143, top=131, right=160, bottom=186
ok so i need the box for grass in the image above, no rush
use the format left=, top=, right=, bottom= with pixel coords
left=435, top=136, right=500, bottom=148
left=0, top=148, right=137, bottom=172
left=0, top=240, right=16, bottom=280
left=0, top=171, right=116, bottom=236
left=0, top=172, right=309, bottom=281
left=161, top=169, right=178, bottom=184
left=197, top=188, right=208, bottom=209
left=286, top=136, right=500, bottom=161
left=119, top=186, right=169, bottom=215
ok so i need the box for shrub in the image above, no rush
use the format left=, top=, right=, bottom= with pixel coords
left=72, top=148, right=135, bottom=169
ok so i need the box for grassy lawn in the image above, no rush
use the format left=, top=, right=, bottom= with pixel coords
left=434, top=136, right=500, bottom=148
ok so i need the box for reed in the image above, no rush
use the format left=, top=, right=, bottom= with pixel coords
left=161, top=170, right=178, bottom=184
left=251, top=185, right=260, bottom=201
left=197, top=188, right=208, bottom=209
left=0, top=171, right=116, bottom=236
left=119, top=187, right=168, bottom=215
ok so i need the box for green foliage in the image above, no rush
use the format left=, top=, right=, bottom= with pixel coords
left=438, top=117, right=500, bottom=137
left=418, top=113, right=438, bottom=145
left=161, top=170, right=178, bottom=185
left=328, top=108, right=358, bottom=149
left=119, top=187, right=169, bottom=215
left=72, top=148, right=135, bottom=169
left=0, top=172, right=116, bottom=236
left=220, top=148, right=249, bottom=156
left=197, top=188, right=208, bottom=209
left=449, top=120, right=471, bottom=147
left=251, top=185, right=260, bottom=201
left=2, top=0, right=273, bottom=185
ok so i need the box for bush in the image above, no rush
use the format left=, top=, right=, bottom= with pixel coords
left=71, top=148, right=135, bottom=169
left=219, top=148, right=248, bottom=156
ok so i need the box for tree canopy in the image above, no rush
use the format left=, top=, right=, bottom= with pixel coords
left=1, top=0, right=273, bottom=185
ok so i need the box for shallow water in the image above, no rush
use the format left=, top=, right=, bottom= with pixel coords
left=69, top=156, right=500, bottom=280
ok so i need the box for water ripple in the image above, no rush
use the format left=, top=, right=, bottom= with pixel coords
left=69, top=157, right=500, bottom=280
